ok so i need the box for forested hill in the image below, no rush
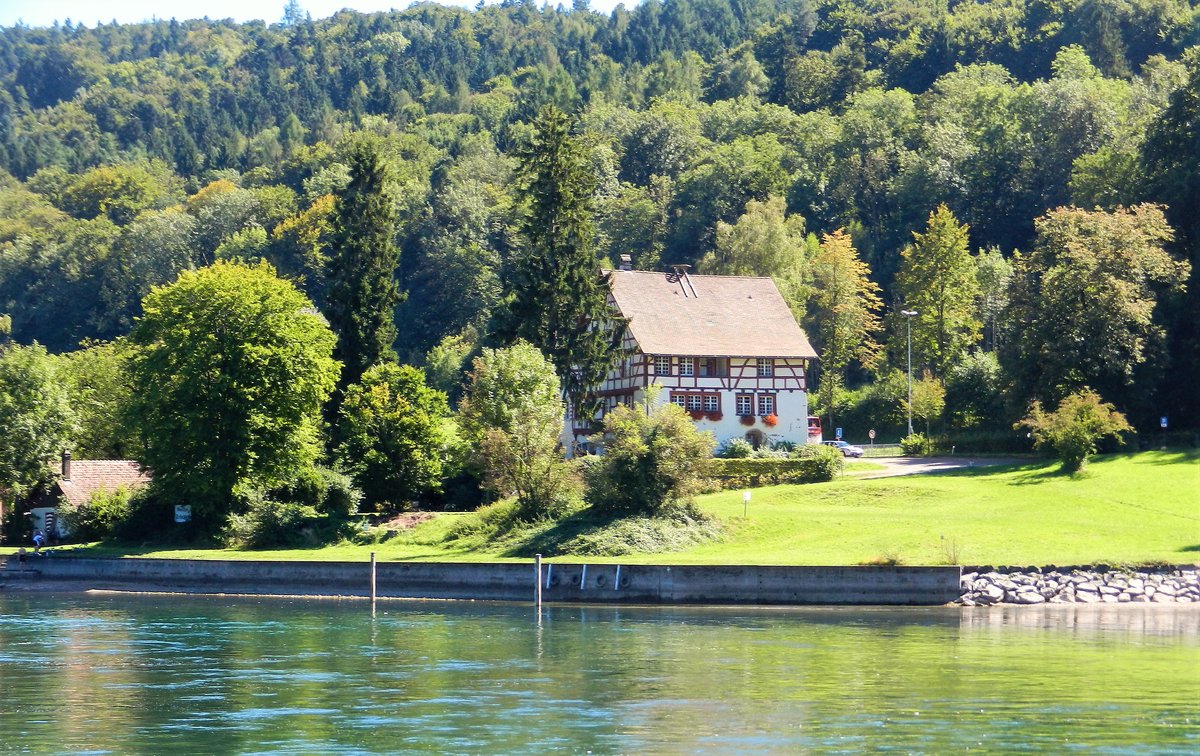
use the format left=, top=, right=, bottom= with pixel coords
left=0, top=0, right=1197, bottom=425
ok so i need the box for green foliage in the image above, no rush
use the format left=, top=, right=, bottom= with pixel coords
left=55, top=340, right=135, bottom=458
left=458, top=341, right=571, bottom=521
left=900, top=432, right=933, bottom=456
left=708, top=446, right=843, bottom=489
left=324, top=136, right=402, bottom=388
left=0, top=342, right=75, bottom=498
left=945, top=351, right=1007, bottom=429
left=337, top=363, right=453, bottom=511
left=905, top=370, right=946, bottom=436
left=716, top=438, right=754, bottom=459
left=494, top=106, right=618, bottom=422
left=271, top=465, right=362, bottom=520
left=1004, top=204, right=1189, bottom=407
left=58, top=485, right=133, bottom=542
left=584, top=394, right=715, bottom=515
left=893, top=205, right=981, bottom=377
left=1017, top=387, right=1133, bottom=473
left=222, top=492, right=327, bottom=550
left=124, top=261, right=339, bottom=533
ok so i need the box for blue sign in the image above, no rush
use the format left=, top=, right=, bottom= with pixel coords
left=835, top=427, right=843, bottom=440
left=1160, top=416, right=1169, bottom=429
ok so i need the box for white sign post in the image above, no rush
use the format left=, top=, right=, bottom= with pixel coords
left=743, top=490, right=751, bottom=518
left=868, top=428, right=876, bottom=447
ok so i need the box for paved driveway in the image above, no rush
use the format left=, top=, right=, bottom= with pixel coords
left=850, top=456, right=1031, bottom=479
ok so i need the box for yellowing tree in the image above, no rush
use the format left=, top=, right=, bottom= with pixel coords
left=808, top=228, right=883, bottom=432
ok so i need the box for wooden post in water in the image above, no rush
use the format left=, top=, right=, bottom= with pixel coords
left=370, top=551, right=377, bottom=609
left=534, top=553, right=543, bottom=608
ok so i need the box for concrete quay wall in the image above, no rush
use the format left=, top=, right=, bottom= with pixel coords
left=2, top=556, right=962, bottom=606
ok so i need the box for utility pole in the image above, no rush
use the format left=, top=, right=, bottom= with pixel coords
left=901, top=309, right=918, bottom=437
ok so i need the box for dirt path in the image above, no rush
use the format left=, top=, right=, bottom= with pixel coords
left=850, top=456, right=1031, bottom=479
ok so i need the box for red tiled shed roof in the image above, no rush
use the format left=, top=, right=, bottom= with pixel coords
left=55, top=460, right=150, bottom=506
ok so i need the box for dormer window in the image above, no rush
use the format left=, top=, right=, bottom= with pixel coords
left=679, top=357, right=694, bottom=376
left=653, top=355, right=671, bottom=375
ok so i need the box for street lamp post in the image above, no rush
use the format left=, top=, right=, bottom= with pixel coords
left=901, top=309, right=918, bottom=437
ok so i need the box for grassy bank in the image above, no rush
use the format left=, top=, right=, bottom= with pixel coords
left=60, top=450, right=1198, bottom=566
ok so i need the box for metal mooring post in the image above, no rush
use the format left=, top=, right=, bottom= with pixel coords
left=535, top=554, right=543, bottom=608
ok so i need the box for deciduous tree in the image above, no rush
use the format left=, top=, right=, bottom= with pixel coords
left=894, top=204, right=981, bottom=377
left=124, top=261, right=339, bottom=533
left=337, top=363, right=454, bottom=511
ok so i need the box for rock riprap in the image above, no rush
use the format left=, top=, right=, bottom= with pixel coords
left=958, top=566, right=1199, bottom=606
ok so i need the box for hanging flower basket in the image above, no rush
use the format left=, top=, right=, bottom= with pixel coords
left=763, top=413, right=779, bottom=427
left=706, top=411, right=723, bottom=421
left=689, top=409, right=706, bottom=420
left=739, top=415, right=755, bottom=426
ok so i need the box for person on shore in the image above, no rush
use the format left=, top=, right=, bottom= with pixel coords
left=32, top=529, right=44, bottom=553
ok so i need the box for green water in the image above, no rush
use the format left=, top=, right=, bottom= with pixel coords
left=1, top=594, right=1197, bottom=753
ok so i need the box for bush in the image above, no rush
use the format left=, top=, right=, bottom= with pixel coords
left=1017, top=388, right=1132, bottom=472
left=717, top=438, right=753, bottom=458
left=791, top=443, right=844, bottom=481
left=708, top=448, right=842, bottom=489
left=900, top=432, right=932, bottom=456
left=58, top=486, right=134, bottom=541
left=271, top=465, right=362, bottom=519
left=585, top=393, right=715, bottom=515
left=222, top=492, right=328, bottom=549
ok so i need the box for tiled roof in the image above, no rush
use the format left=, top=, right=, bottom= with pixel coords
left=55, top=460, right=151, bottom=506
left=608, top=270, right=818, bottom=358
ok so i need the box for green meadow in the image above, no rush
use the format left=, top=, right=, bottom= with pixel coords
left=69, top=450, right=1198, bottom=566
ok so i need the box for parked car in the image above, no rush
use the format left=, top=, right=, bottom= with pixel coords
left=822, top=440, right=865, bottom=458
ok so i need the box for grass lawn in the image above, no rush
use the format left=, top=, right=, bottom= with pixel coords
left=62, top=450, right=1199, bottom=567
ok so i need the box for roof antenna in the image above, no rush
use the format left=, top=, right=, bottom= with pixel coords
left=668, top=264, right=699, bottom=298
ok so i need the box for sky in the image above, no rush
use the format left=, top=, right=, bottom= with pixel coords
left=0, top=0, right=628, bottom=29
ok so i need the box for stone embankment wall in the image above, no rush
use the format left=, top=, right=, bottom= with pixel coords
left=1, top=556, right=962, bottom=606
left=959, top=566, right=1199, bottom=605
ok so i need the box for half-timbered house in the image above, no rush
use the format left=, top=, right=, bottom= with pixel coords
left=568, top=266, right=820, bottom=452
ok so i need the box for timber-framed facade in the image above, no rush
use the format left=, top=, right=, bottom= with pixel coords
left=567, top=268, right=820, bottom=452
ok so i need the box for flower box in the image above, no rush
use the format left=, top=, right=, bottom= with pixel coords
left=739, top=415, right=755, bottom=426
left=689, top=409, right=706, bottom=420
left=762, top=413, right=779, bottom=427
left=706, top=411, right=723, bottom=421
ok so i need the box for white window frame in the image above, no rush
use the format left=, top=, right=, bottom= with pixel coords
left=654, top=356, right=671, bottom=375
left=757, top=358, right=774, bottom=377
left=702, top=394, right=720, bottom=412
left=679, top=357, right=695, bottom=377
left=685, top=394, right=703, bottom=411
left=671, top=394, right=687, bottom=408
left=736, top=394, right=753, bottom=416
left=758, top=394, right=776, bottom=417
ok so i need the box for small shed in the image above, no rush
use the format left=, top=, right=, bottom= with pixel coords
left=27, top=452, right=150, bottom=540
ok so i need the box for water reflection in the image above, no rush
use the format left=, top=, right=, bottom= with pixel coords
left=0, top=594, right=1196, bottom=753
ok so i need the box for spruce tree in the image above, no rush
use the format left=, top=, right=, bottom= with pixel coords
left=494, top=106, right=618, bottom=426
left=324, top=137, right=401, bottom=389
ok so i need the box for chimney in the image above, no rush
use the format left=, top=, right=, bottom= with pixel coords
left=61, top=450, right=71, bottom=481
left=619, top=254, right=633, bottom=271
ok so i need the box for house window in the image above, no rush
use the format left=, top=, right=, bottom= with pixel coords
left=699, top=357, right=727, bottom=377
left=702, top=394, right=720, bottom=412
left=671, top=394, right=687, bottom=408
left=758, top=394, right=776, bottom=417
left=736, top=394, right=753, bottom=416
left=654, top=356, right=671, bottom=375
left=686, top=394, right=703, bottom=411
left=679, top=357, right=694, bottom=376
left=757, top=358, right=774, bottom=377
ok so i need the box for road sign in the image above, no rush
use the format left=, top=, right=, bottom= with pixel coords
left=835, top=427, right=843, bottom=440
left=1161, top=416, right=1169, bottom=429
left=868, top=429, right=876, bottom=439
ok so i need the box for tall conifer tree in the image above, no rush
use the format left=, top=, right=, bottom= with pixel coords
left=494, top=106, right=618, bottom=426
left=325, top=137, right=401, bottom=389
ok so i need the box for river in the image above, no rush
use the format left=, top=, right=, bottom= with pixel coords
left=1, top=593, right=1197, bottom=753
